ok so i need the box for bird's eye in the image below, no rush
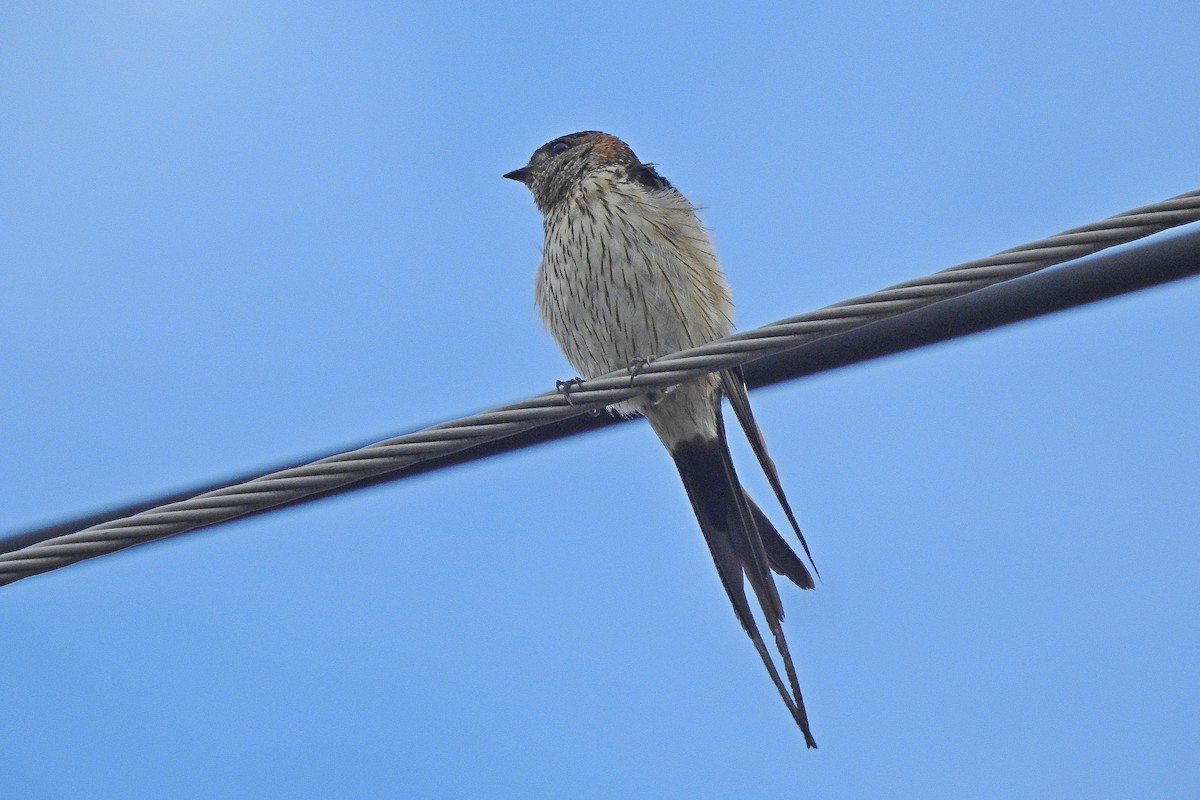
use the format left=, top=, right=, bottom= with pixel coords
left=550, top=140, right=570, bottom=155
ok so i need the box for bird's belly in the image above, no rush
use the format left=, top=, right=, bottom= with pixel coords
left=538, top=249, right=704, bottom=380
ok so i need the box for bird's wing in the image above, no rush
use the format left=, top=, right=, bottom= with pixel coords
left=721, top=368, right=819, bottom=579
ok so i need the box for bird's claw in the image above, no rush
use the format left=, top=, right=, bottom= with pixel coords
left=556, top=377, right=585, bottom=404
left=627, top=356, right=656, bottom=385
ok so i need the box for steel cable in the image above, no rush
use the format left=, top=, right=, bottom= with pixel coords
left=3, top=189, right=1199, bottom=586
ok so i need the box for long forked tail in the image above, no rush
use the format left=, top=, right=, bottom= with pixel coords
left=670, top=422, right=818, bottom=748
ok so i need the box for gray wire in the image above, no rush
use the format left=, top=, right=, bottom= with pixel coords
left=3, top=188, right=1199, bottom=587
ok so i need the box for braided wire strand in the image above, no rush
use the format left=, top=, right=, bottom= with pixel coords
left=3, top=188, right=1199, bottom=586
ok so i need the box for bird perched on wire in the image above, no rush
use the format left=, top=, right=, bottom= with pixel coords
left=504, top=131, right=819, bottom=747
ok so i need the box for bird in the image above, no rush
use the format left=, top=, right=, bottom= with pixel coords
left=504, top=131, right=818, bottom=748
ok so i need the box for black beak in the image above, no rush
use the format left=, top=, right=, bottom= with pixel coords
left=503, top=166, right=530, bottom=184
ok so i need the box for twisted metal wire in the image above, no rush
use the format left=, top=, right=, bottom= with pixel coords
left=3, top=189, right=1199, bottom=587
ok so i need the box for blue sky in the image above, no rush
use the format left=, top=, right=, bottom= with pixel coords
left=3, top=2, right=1198, bottom=797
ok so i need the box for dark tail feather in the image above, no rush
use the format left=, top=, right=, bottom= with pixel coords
left=747, top=494, right=814, bottom=590
left=722, top=369, right=819, bottom=579
left=671, top=432, right=818, bottom=748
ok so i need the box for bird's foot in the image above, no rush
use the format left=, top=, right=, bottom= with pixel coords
left=555, top=377, right=585, bottom=405
left=626, top=356, right=656, bottom=385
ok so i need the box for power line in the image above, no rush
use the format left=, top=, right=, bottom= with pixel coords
left=2, top=190, right=1199, bottom=586
left=8, top=220, right=1198, bottom=561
